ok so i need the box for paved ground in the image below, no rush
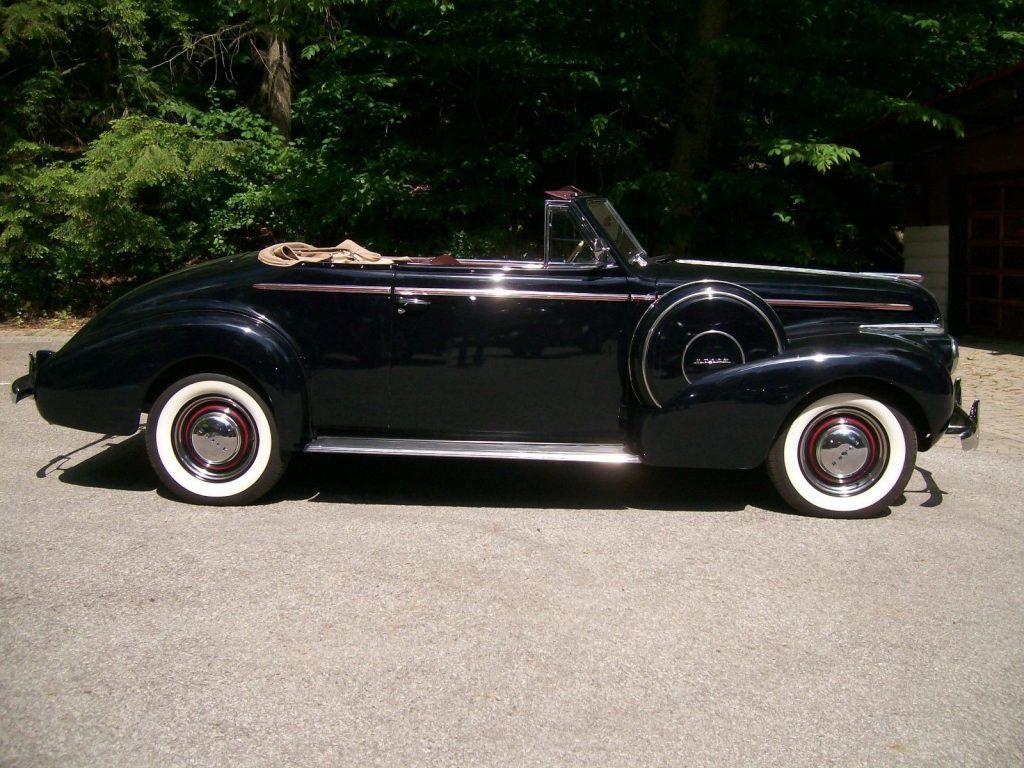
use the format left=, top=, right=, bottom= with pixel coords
left=957, top=336, right=1024, bottom=455
left=1, top=333, right=1021, bottom=767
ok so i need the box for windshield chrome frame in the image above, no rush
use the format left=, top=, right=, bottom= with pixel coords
left=576, top=197, right=648, bottom=267
left=543, top=200, right=612, bottom=269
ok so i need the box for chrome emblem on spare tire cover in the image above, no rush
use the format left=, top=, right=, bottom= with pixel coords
left=682, top=330, right=745, bottom=384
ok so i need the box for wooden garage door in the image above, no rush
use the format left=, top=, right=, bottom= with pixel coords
left=966, top=178, right=1024, bottom=337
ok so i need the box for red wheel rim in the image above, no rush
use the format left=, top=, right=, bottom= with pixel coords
left=171, top=396, right=258, bottom=482
left=797, top=408, right=888, bottom=496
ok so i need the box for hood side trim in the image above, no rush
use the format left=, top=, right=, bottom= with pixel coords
left=672, top=258, right=917, bottom=283
left=767, top=298, right=914, bottom=312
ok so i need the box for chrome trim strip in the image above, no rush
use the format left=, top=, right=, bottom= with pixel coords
left=394, top=286, right=632, bottom=302
left=631, top=293, right=658, bottom=302
left=632, top=283, right=784, bottom=409
left=303, top=437, right=640, bottom=464
left=253, top=283, right=391, bottom=295
left=858, top=322, right=945, bottom=334
left=255, top=282, right=637, bottom=302
left=868, top=272, right=925, bottom=284
left=674, top=258, right=923, bottom=284
left=453, top=259, right=545, bottom=269
left=767, top=298, right=914, bottom=312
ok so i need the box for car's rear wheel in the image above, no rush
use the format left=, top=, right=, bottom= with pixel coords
left=766, top=392, right=917, bottom=518
left=145, top=374, right=288, bottom=505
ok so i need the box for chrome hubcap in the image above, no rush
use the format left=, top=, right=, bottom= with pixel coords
left=190, top=412, right=243, bottom=465
left=798, top=408, right=888, bottom=496
left=172, top=396, right=258, bottom=482
left=814, top=423, right=871, bottom=479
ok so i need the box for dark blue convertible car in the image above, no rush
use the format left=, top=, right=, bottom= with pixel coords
left=12, top=188, right=979, bottom=517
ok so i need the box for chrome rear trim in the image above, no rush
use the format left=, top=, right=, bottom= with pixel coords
left=303, top=437, right=640, bottom=463
left=254, top=283, right=391, bottom=295
left=257, top=282, right=639, bottom=302
left=394, top=287, right=631, bottom=302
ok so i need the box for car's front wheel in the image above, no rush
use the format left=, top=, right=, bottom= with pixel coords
left=145, top=374, right=288, bottom=505
left=766, top=392, right=917, bottom=518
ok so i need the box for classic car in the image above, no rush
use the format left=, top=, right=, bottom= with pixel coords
left=11, top=187, right=979, bottom=517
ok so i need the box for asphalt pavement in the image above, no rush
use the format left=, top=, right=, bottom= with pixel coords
left=1, top=333, right=1021, bottom=767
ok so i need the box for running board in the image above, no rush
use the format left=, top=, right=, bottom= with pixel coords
left=303, top=437, right=640, bottom=464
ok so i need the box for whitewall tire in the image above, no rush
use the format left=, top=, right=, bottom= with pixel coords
left=766, top=393, right=917, bottom=518
left=145, top=374, right=288, bottom=505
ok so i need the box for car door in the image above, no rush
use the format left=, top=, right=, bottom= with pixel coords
left=388, top=205, right=638, bottom=441
left=253, top=262, right=394, bottom=433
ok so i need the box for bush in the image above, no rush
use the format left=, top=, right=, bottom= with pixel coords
left=0, top=111, right=291, bottom=317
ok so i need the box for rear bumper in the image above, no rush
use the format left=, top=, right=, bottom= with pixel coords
left=945, top=378, right=980, bottom=451
left=10, top=351, right=53, bottom=404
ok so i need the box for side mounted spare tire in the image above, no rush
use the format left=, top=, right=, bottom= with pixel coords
left=630, top=281, right=785, bottom=408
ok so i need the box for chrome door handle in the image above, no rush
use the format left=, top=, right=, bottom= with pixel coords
left=396, top=296, right=430, bottom=314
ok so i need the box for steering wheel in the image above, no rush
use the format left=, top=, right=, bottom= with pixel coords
left=566, top=239, right=587, bottom=264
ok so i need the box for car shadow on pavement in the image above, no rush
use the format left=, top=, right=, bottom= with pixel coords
left=44, top=432, right=783, bottom=513
left=43, top=433, right=941, bottom=515
left=902, top=466, right=947, bottom=508
left=42, top=432, right=158, bottom=493
left=267, top=453, right=784, bottom=512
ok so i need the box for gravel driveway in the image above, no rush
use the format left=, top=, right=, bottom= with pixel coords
left=1, top=333, right=1022, bottom=767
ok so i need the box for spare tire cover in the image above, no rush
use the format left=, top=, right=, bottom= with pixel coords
left=631, top=283, right=783, bottom=408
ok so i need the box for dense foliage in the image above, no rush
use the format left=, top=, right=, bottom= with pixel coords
left=1, top=0, right=1022, bottom=317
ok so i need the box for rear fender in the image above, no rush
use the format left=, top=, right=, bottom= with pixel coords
left=635, top=333, right=954, bottom=468
left=34, top=310, right=308, bottom=449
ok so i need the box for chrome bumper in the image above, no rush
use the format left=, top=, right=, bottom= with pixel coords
left=10, top=351, right=52, bottom=404
left=945, top=378, right=980, bottom=451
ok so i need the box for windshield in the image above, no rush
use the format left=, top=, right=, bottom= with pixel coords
left=585, top=198, right=646, bottom=263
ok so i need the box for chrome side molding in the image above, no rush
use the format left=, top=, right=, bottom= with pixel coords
left=394, top=286, right=632, bottom=302
left=254, top=283, right=392, bottom=295
left=303, top=437, right=640, bottom=463
left=858, top=322, right=945, bottom=334
left=865, top=272, right=925, bottom=283
left=768, top=298, right=915, bottom=312
left=675, top=259, right=924, bottom=284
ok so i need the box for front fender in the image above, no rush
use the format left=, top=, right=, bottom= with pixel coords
left=636, top=333, right=955, bottom=469
left=34, top=309, right=308, bottom=449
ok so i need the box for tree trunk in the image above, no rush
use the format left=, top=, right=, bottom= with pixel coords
left=257, top=33, right=292, bottom=137
left=670, top=0, right=729, bottom=190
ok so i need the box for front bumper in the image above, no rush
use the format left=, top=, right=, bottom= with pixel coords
left=945, top=378, right=980, bottom=451
left=10, top=350, right=52, bottom=404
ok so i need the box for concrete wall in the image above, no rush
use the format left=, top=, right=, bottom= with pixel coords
left=903, top=225, right=950, bottom=321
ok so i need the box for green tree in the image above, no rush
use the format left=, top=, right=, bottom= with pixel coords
left=1, top=0, right=1022, bottom=316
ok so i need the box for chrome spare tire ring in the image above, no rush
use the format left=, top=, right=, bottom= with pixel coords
left=171, top=396, right=259, bottom=482
left=797, top=407, right=889, bottom=497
